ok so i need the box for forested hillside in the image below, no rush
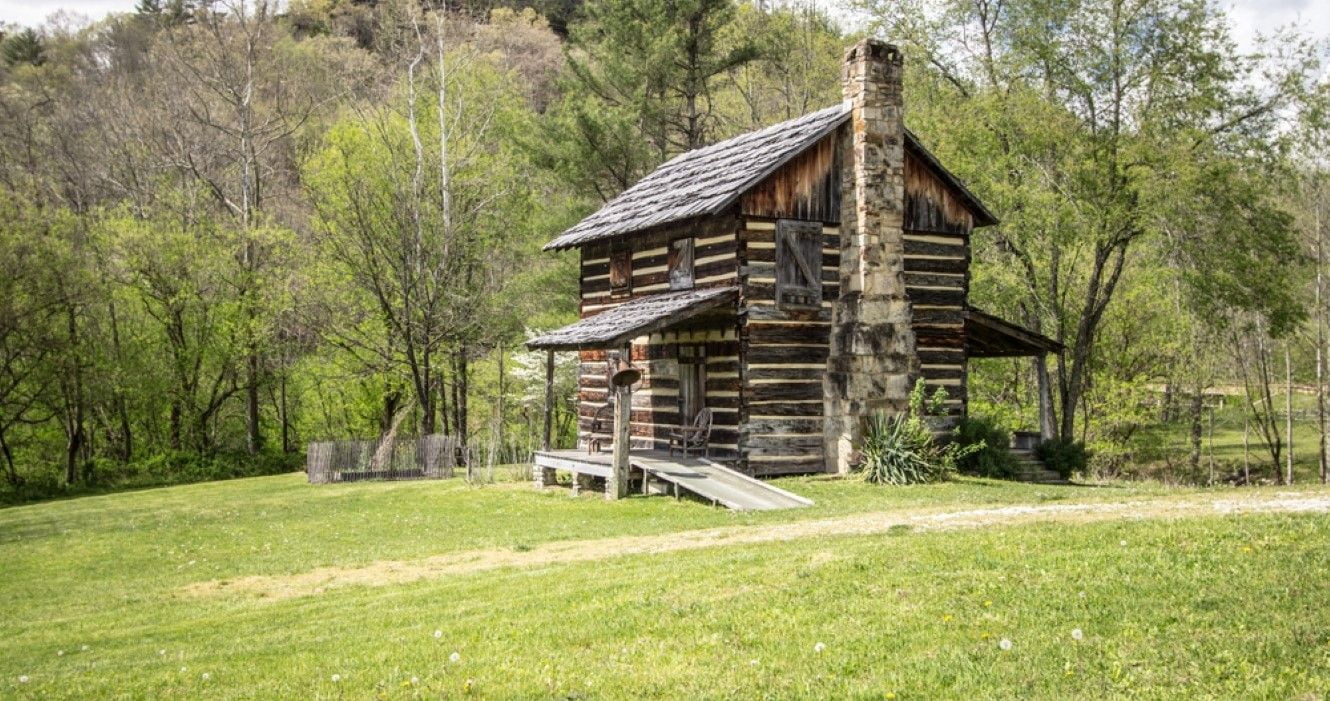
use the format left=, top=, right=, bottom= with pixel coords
left=0, top=0, right=1327, bottom=502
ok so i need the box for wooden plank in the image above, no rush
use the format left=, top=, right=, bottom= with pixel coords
left=746, top=322, right=831, bottom=345
left=744, top=417, right=823, bottom=434
left=903, top=257, right=968, bottom=275
left=743, top=401, right=823, bottom=417
left=745, top=366, right=826, bottom=382
left=746, top=345, right=830, bottom=365
left=906, top=287, right=967, bottom=307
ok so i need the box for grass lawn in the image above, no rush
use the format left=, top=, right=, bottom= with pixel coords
left=1134, top=390, right=1330, bottom=484
left=2, top=472, right=1329, bottom=698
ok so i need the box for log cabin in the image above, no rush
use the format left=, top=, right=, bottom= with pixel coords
left=527, top=39, right=1059, bottom=504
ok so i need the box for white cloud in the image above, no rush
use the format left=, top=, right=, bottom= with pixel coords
left=1, top=0, right=134, bottom=28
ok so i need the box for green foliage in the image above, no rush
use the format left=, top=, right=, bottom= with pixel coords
left=0, top=451, right=301, bottom=505
left=858, top=411, right=944, bottom=485
left=857, top=380, right=980, bottom=485
left=953, top=416, right=1018, bottom=479
left=2, top=29, right=45, bottom=68
left=1038, top=437, right=1090, bottom=479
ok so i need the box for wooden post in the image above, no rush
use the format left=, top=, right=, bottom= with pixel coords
left=609, top=343, right=632, bottom=500
left=542, top=349, right=554, bottom=451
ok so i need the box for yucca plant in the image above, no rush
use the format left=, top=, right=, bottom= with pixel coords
left=856, top=380, right=980, bottom=485
left=857, top=411, right=946, bottom=485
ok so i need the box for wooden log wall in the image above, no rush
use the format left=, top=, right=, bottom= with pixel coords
left=903, top=147, right=974, bottom=416
left=736, top=215, right=839, bottom=476
left=579, top=215, right=739, bottom=317
left=576, top=214, right=742, bottom=454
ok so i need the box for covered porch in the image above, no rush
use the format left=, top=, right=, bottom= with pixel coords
left=968, top=304, right=1058, bottom=441
left=526, top=286, right=740, bottom=500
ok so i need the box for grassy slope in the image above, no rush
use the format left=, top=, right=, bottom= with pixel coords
left=2, top=474, right=1329, bottom=698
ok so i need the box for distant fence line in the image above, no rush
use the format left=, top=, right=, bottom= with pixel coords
left=307, top=434, right=456, bottom=484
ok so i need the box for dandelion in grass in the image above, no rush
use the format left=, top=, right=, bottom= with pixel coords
left=450, top=651, right=462, bottom=663
left=983, top=600, right=993, bottom=608
left=410, top=676, right=419, bottom=685
left=180, top=667, right=188, bottom=674
left=749, top=659, right=759, bottom=667
left=885, top=693, right=896, bottom=700
left=463, top=678, right=475, bottom=694
left=1078, top=591, right=1086, bottom=598
left=942, top=614, right=953, bottom=623
left=1071, top=628, right=1084, bottom=641
left=80, top=645, right=89, bottom=651
left=998, top=638, right=1013, bottom=651
left=433, top=630, right=443, bottom=639
left=331, top=674, right=341, bottom=683
left=814, top=642, right=826, bottom=653
left=158, top=649, right=166, bottom=656
left=1119, top=540, right=1127, bottom=547
left=201, top=673, right=211, bottom=681
left=56, top=650, right=64, bottom=657
left=18, top=676, right=29, bottom=684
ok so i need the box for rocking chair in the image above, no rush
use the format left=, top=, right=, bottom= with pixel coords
left=586, top=402, right=614, bottom=454
left=668, top=407, right=713, bottom=458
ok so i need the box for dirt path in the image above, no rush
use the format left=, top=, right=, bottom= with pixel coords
left=184, top=491, right=1330, bottom=602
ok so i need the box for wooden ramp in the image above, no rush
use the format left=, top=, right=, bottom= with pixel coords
left=632, top=454, right=813, bottom=511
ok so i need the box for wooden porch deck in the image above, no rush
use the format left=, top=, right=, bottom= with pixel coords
left=533, top=449, right=812, bottom=511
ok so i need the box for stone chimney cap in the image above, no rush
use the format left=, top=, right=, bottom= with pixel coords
left=844, top=38, right=901, bottom=62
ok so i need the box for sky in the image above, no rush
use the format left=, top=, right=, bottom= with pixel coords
left=0, top=0, right=1327, bottom=54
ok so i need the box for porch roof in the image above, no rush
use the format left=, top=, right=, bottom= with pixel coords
left=965, top=308, right=1063, bottom=357
left=526, top=286, right=739, bottom=352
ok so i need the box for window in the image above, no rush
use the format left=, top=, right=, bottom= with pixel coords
left=775, top=219, right=823, bottom=309
left=677, top=344, right=706, bottom=420
left=667, top=237, right=695, bottom=290
left=609, top=249, right=632, bottom=297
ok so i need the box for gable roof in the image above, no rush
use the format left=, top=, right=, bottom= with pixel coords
left=544, top=104, right=999, bottom=251
left=544, top=105, right=850, bottom=251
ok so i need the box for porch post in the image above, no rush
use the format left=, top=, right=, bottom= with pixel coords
left=609, top=343, right=632, bottom=500
left=542, top=349, right=554, bottom=451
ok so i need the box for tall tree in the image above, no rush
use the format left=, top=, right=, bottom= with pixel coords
left=866, top=0, right=1320, bottom=441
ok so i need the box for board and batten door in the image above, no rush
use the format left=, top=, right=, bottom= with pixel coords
left=677, top=344, right=707, bottom=422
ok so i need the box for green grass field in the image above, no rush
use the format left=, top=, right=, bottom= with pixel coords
left=3, top=472, right=1330, bottom=698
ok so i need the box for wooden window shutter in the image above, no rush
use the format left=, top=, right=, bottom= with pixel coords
left=775, top=219, right=823, bottom=309
left=610, top=249, right=632, bottom=296
left=667, top=237, right=695, bottom=290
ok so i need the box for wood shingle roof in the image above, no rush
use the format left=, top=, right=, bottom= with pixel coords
left=526, top=286, right=740, bottom=351
left=544, top=105, right=851, bottom=251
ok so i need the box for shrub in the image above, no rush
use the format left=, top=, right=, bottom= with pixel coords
left=855, top=380, right=981, bottom=485
left=1037, top=437, right=1089, bottom=478
left=953, top=416, right=1018, bottom=479
left=858, top=412, right=945, bottom=485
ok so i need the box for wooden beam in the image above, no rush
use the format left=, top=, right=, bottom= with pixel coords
left=610, top=343, right=632, bottom=500
left=542, top=349, right=554, bottom=451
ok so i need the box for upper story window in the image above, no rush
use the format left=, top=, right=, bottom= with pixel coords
left=668, top=237, right=695, bottom=290
left=610, top=249, right=632, bottom=297
left=775, top=219, right=823, bottom=309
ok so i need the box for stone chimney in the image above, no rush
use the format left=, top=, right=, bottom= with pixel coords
left=824, top=39, right=920, bottom=474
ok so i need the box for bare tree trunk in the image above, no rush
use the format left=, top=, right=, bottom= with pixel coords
left=1243, top=409, right=1250, bottom=485
left=1319, top=192, right=1329, bottom=485
left=1285, top=343, right=1294, bottom=485
left=1188, top=387, right=1203, bottom=476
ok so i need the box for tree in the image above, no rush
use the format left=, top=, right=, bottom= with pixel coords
left=545, top=0, right=759, bottom=200
left=305, top=10, right=545, bottom=442
left=3, top=29, right=46, bottom=68
left=866, top=0, right=1320, bottom=443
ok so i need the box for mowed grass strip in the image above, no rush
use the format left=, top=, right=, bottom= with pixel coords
left=2, top=473, right=1328, bottom=698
